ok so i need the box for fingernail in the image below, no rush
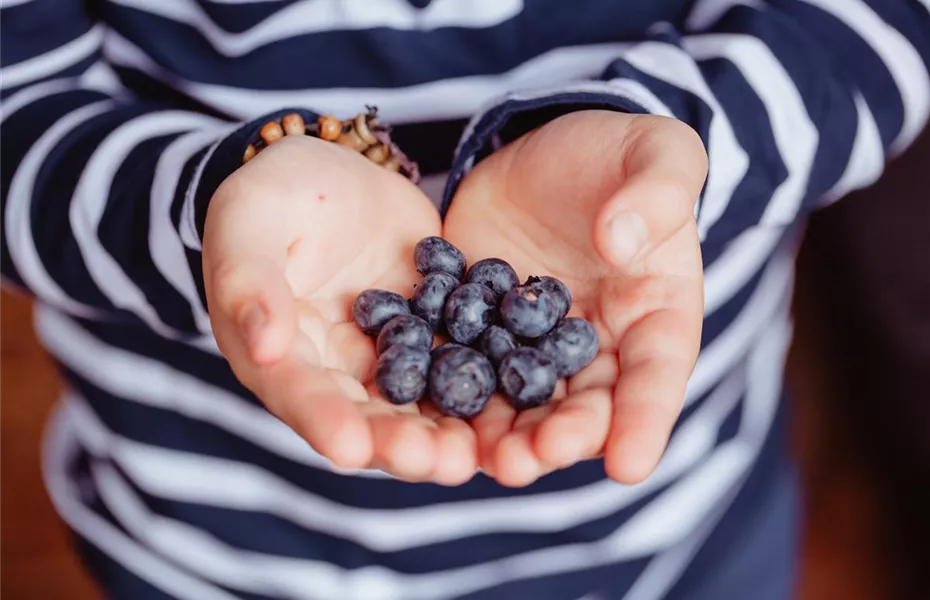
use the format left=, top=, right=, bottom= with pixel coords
left=240, top=303, right=266, bottom=348
left=607, top=210, right=647, bottom=265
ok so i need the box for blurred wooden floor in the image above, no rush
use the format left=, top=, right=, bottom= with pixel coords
left=1, top=291, right=101, bottom=598
left=0, top=289, right=892, bottom=600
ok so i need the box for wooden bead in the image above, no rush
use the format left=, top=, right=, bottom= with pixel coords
left=242, top=144, right=257, bottom=163
left=260, top=121, right=284, bottom=145
left=354, top=112, right=379, bottom=145
left=281, top=113, right=305, bottom=136
left=364, top=143, right=390, bottom=164
left=318, top=115, right=343, bottom=141
left=382, top=155, right=403, bottom=173
left=335, top=128, right=369, bottom=152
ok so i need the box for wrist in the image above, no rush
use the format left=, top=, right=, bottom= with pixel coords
left=242, top=107, right=421, bottom=183
left=190, top=107, right=421, bottom=248
left=186, top=108, right=323, bottom=248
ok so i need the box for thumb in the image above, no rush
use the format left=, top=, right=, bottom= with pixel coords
left=595, top=117, right=707, bottom=268
left=210, top=255, right=298, bottom=364
left=203, top=185, right=299, bottom=365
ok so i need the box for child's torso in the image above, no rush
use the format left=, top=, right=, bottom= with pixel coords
left=91, top=0, right=694, bottom=128
left=34, top=1, right=803, bottom=598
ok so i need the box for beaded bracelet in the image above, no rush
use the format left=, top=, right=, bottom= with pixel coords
left=242, top=106, right=421, bottom=184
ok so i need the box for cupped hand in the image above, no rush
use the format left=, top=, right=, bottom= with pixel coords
left=444, top=110, right=708, bottom=486
left=203, top=135, right=477, bottom=485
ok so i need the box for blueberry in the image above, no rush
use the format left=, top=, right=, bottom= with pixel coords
left=500, top=285, right=560, bottom=338
left=474, top=325, right=517, bottom=367
left=428, top=346, right=496, bottom=418
left=444, top=283, right=496, bottom=344
left=374, top=345, right=430, bottom=405
left=431, top=342, right=465, bottom=362
left=353, top=289, right=411, bottom=336
left=525, top=275, right=572, bottom=320
left=536, top=317, right=599, bottom=377
left=414, top=236, right=466, bottom=280
left=410, top=272, right=459, bottom=331
left=376, top=314, right=433, bottom=355
left=498, top=347, right=557, bottom=410
left=465, top=258, right=519, bottom=299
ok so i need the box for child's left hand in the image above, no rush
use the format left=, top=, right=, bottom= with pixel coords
left=444, top=110, right=708, bottom=486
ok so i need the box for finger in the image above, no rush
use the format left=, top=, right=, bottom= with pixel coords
left=431, top=417, right=479, bottom=486
left=293, top=305, right=376, bottom=381
left=417, top=401, right=481, bottom=484
left=365, top=383, right=422, bottom=415
left=533, top=388, right=612, bottom=469
left=604, top=307, right=700, bottom=484
left=493, top=405, right=555, bottom=487
left=361, top=403, right=438, bottom=481
left=567, top=353, right=620, bottom=394
left=595, top=117, right=707, bottom=268
left=551, top=379, right=568, bottom=401
left=470, top=395, right=517, bottom=476
left=260, top=345, right=373, bottom=470
left=327, top=369, right=369, bottom=403
left=418, top=401, right=444, bottom=421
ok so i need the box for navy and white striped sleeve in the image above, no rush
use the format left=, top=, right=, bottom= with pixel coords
left=0, top=0, right=319, bottom=339
left=443, top=0, right=930, bottom=247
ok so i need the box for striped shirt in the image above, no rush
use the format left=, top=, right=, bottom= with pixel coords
left=2, top=1, right=929, bottom=599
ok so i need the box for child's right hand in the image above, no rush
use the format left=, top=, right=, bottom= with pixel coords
left=202, top=135, right=479, bottom=485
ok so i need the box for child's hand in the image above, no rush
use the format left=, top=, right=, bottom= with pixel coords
left=444, top=110, right=707, bottom=486
left=203, top=136, right=478, bottom=485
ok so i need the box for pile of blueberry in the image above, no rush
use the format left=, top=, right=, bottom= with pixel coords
left=352, top=237, right=599, bottom=419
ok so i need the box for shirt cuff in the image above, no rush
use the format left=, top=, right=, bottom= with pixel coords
left=187, top=108, right=322, bottom=247
left=440, top=90, right=649, bottom=216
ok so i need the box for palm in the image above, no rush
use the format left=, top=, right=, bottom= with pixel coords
left=444, top=111, right=705, bottom=486
left=286, top=200, right=487, bottom=484
left=282, top=181, right=436, bottom=381
left=206, top=136, right=478, bottom=484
